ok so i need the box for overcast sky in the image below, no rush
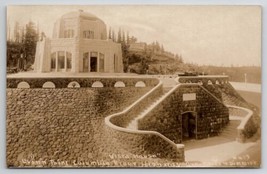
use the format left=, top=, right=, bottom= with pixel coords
left=7, top=5, right=261, bottom=66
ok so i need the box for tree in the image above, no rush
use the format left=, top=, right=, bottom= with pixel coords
left=108, top=27, right=112, bottom=39
left=14, top=21, right=20, bottom=43
left=126, top=31, right=130, bottom=44
left=24, top=21, right=38, bottom=67
left=122, top=30, right=126, bottom=43
left=112, top=30, right=116, bottom=42
left=117, top=28, right=122, bottom=43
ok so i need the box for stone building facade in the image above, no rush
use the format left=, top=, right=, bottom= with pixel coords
left=34, top=10, right=123, bottom=73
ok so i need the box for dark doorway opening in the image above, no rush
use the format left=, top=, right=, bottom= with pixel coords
left=182, top=112, right=196, bottom=141
left=90, top=57, right=97, bottom=72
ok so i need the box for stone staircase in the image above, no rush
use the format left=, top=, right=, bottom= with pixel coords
left=219, top=119, right=241, bottom=141
left=126, top=87, right=172, bottom=130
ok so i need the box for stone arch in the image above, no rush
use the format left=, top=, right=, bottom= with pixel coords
left=17, top=81, right=30, bottom=88
left=135, top=81, right=146, bottom=87
left=92, top=81, right=104, bottom=88
left=67, top=81, right=80, bottom=88
left=114, top=81, right=126, bottom=88
left=181, top=111, right=197, bottom=140
left=42, top=81, right=56, bottom=88
left=198, top=80, right=203, bottom=85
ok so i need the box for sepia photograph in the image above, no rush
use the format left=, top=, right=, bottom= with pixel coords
left=6, top=5, right=261, bottom=168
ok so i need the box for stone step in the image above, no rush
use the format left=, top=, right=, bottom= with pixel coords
left=126, top=93, right=167, bottom=130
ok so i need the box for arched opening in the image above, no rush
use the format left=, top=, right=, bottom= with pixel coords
left=114, top=81, right=125, bottom=88
left=198, top=80, right=203, bottom=85
left=67, top=81, right=80, bottom=88
left=92, top=81, right=104, bottom=88
left=135, top=81, right=146, bottom=87
left=181, top=112, right=197, bottom=141
left=17, top=81, right=30, bottom=88
left=42, top=81, right=56, bottom=88
left=208, top=80, right=213, bottom=85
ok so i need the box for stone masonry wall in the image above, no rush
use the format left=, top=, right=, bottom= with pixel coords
left=138, top=84, right=229, bottom=143
left=6, top=87, right=151, bottom=167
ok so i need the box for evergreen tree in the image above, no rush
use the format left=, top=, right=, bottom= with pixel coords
left=108, top=27, right=112, bottom=39
left=122, top=30, right=126, bottom=43
left=126, top=31, right=130, bottom=44
left=117, top=28, right=122, bottom=43
left=14, top=21, right=20, bottom=43
left=112, top=30, right=115, bottom=42
left=24, top=21, right=38, bottom=67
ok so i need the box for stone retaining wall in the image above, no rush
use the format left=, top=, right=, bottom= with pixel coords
left=7, top=77, right=159, bottom=88
left=228, top=105, right=257, bottom=143
left=6, top=87, right=152, bottom=167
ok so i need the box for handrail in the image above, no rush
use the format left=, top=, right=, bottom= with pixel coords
left=227, top=105, right=253, bottom=130
left=105, top=81, right=184, bottom=150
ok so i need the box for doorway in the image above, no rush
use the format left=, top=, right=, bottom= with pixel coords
left=182, top=112, right=197, bottom=141
left=90, top=57, right=97, bottom=72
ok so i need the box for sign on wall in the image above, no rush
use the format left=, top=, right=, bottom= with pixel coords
left=183, top=93, right=196, bottom=101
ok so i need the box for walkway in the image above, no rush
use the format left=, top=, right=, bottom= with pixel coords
left=184, top=116, right=257, bottom=163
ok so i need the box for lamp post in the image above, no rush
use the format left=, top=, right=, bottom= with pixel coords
left=244, top=73, right=247, bottom=83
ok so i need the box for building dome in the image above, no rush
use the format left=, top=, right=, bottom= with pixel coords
left=52, top=10, right=107, bottom=40
left=61, top=10, right=100, bottom=21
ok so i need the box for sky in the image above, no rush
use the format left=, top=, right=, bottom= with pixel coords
left=7, top=5, right=261, bottom=66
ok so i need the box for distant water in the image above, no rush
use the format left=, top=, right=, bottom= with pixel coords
left=230, top=82, right=261, bottom=93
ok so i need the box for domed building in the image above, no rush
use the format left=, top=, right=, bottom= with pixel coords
left=34, top=10, right=123, bottom=73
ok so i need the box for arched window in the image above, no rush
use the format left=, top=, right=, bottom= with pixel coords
left=114, top=81, right=126, bottom=87
left=135, top=81, right=146, bottom=87
left=17, top=81, right=30, bottom=88
left=92, top=81, right=104, bottom=88
left=67, top=81, right=80, bottom=88
left=43, top=81, right=56, bottom=88
left=208, top=80, right=213, bottom=85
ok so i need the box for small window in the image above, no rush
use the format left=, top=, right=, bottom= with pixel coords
left=99, top=53, right=104, bottom=72
left=135, top=81, right=146, bottom=87
left=83, top=30, right=94, bottom=39
left=64, top=29, right=74, bottom=38
left=51, top=52, right=56, bottom=69
left=67, top=52, right=72, bottom=69
left=17, top=81, right=30, bottom=88
left=114, top=81, right=125, bottom=88
left=92, top=81, right=104, bottom=88
left=43, top=81, right=56, bottom=88
left=58, top=51, right=65, bottom=69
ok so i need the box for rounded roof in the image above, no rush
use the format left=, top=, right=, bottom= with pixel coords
left=61, top=10, right=100, bottom=21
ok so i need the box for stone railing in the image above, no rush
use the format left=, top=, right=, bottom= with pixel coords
left=6, top=77, right=159, bottom=88
left=105, top=81, right=185, bottom=162
left=109, top=81, right=163, bottom=127
left=228, top=105, right=256, bottom=143
left=177, top=75, right=229, bottom=85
